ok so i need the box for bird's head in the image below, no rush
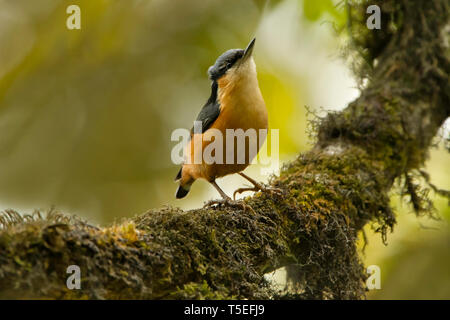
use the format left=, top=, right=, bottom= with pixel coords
left=208, top=38, right=256, bottom=85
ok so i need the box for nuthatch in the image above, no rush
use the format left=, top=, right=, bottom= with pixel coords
left=175, top=38, right=273, bottom=206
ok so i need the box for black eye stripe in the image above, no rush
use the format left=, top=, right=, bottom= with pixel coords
left=208, top=48, right=245, bottom=80
left=221, top=62, right=231, bottom=70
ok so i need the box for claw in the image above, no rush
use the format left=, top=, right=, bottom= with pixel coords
left=204, top=198, right=256, bottom=214
left=233, top=184, right=283, bottom=200
left=235, top=172, right=283, bottom=199
left=233, top=186, right=258, bottom=200
left=263, top=185, right=284, bottom=196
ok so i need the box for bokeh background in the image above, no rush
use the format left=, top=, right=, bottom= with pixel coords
left=0, top=0, right=448, bottom=299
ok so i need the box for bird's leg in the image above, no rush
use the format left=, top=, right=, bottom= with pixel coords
left=211, top=180, right=231, bottom=201
left=238, top=172, right=265, bottom=190
left=233, top=172, right=283, bottom=200
left=204, top=181, right=255, bottom=214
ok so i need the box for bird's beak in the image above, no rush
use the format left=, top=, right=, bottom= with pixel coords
left=241, top=38, right=255, bottom=63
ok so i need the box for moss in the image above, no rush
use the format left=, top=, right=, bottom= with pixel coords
left=168, top=281, right=233, bottom=300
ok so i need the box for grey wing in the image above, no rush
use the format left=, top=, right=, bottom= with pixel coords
left=190, top=101, right=221, bottom=134
left=175, top=96, right=220, bottom=182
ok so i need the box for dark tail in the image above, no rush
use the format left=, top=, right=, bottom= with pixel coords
left=175, top=185, right=190, bottom=199
left=174, top=168, right=182, bottom=181
left=175, top=167, right=192, bottom=198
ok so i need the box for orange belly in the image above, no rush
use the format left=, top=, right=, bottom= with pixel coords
left=181, top=64, right=267, bottom=184
left=183, top=102, right=267, bottom=182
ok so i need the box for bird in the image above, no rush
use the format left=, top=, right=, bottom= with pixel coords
left=174, top=38, right=276, bottom=207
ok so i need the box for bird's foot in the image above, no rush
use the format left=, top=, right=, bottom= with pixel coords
left=204, top=197, right=256, bottom=214
left=233, top=184, right=283, bottom=200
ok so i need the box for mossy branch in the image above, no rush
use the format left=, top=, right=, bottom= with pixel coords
left=0, top=0, right=449, bottom=299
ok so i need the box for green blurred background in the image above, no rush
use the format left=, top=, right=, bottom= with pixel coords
left=0, top=0, right=448, bottom=299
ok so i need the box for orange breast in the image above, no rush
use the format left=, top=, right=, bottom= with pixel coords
left=182, top=70, right=268, bottom=182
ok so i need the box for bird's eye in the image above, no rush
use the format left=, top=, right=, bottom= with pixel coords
left=226, top=63, right=232, bottom=69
